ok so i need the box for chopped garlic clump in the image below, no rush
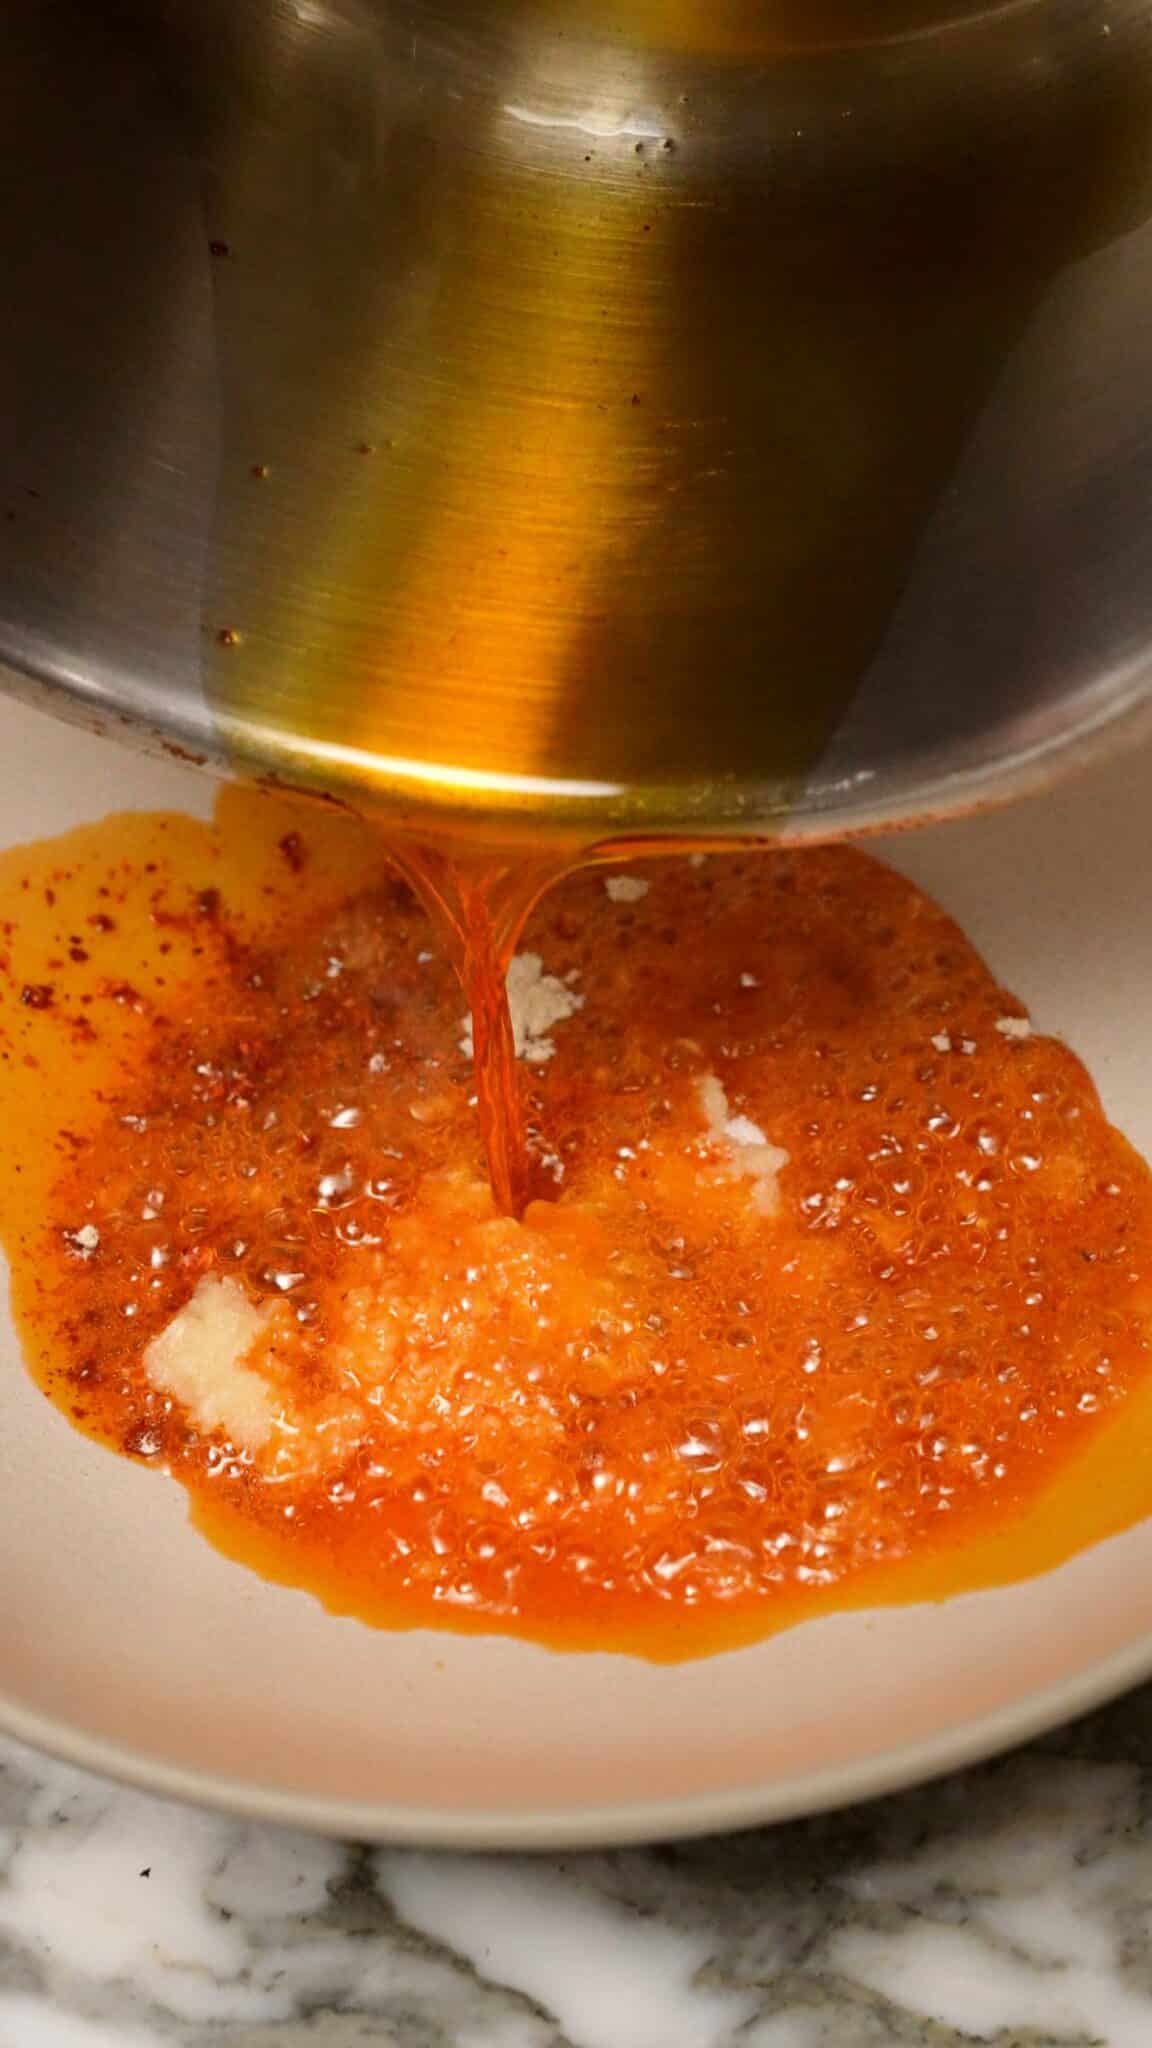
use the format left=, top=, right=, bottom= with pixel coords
left=605, top=875, right=650, bottom=904
left=696, top=1073, right=790, bottom=1215
left=144, top=1275, right=275, bottom=1452
left=460, top=953, right=583, bottom=1066
left=996, top=1015, right=1032, bottom=1039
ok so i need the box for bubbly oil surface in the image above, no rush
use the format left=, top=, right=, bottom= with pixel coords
left=4, top=790, right=1152, bottom=1660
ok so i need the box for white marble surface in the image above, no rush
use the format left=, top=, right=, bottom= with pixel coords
left=3, top=1689, right=1152, bottom=2047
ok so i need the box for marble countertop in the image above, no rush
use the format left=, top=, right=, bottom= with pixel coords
left=4, top=1689, right=1152, bottom=2048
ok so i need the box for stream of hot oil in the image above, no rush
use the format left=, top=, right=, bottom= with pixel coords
left=393, top=834, right=704, bottom=1215
left=398, top=823, right=745, bottom=1215
left=389, top=839, right=574, bottom=1217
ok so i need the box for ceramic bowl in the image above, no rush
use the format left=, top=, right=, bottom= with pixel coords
left=3, top=695, right=1152, bottom=1845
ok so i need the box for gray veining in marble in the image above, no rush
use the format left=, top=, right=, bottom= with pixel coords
left=4, top=1685, right=1152, bottom=2046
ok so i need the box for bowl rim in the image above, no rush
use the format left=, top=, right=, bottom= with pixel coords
left=4, top=1614, right=1151, bottom=1845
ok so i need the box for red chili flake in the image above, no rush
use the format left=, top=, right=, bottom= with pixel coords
left=68, top=944, right=89, bottom=963
left=106, top=981, right=144, bottom=1009
left=278, top=832, right=307, bottom=874
left=20, top=983, right=54, bottom=1009
left=197, top=888, right=221, bottom=920
left=209, top=239, right=231, bottom=259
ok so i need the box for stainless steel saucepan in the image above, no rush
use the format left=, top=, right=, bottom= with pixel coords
left=3, top=0, right=1152, bottom=844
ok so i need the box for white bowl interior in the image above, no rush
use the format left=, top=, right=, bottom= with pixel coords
left=3, top=695, right=1152, bottom=1844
